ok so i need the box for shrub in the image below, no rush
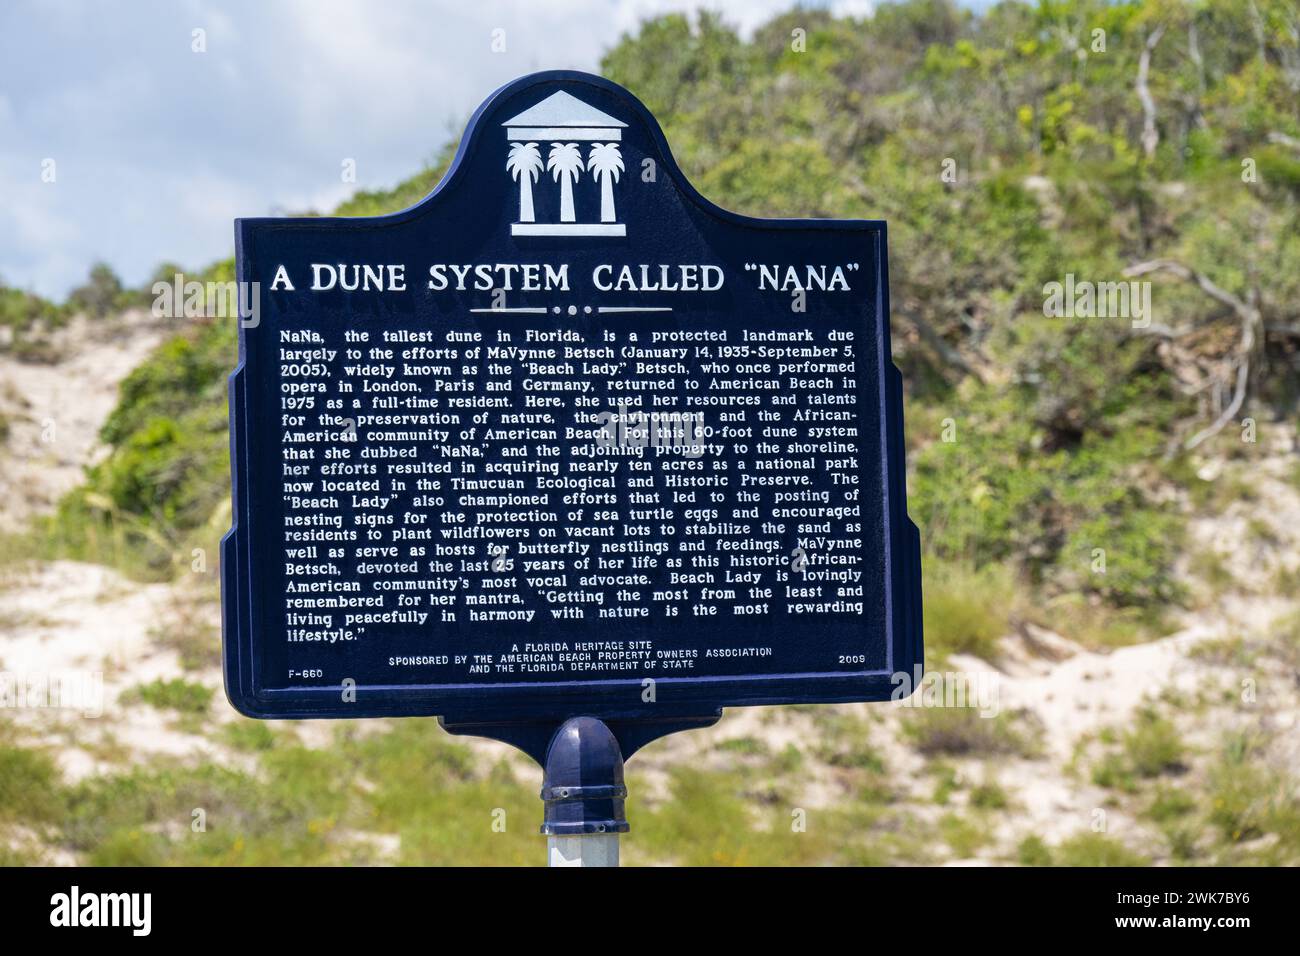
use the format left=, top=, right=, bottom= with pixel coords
left=0, top=734, right=63, bottom=824
left=1055, top=833, right=1149, bottom=866
left=1123, top=709, right=1187, bottom=778
left=1017, top=835, right=1054, bottom=866
left=903, top=707, right=1042, bottom=758
left=123, top=678, right=213, bottom=715
left=921, top=559, right=1015, bottom=661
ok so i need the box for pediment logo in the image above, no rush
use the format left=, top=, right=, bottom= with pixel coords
left=503, top=90, right=627, bottom=237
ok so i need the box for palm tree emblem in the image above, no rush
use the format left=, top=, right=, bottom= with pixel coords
left=506, top=142, right=543, bottom=223
left=587, top=143, right=624, bottom=223
left=502, top=92, right=628, bottom=236
left=547, top=143, right=583, bottom=223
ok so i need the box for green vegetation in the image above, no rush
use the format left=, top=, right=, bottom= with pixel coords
left=32, top=171, right=456, bottom=577
left=811, top=711, right=887, bottom=772
left=40, top=1, right=1297, bottom=667
left=1016, top=834, right=1054, bottom=866
left=902, top=707, right=1042, bottom=758
left=0, top=716, right=928, bottom=866
left=1, top=262, right=149, bottom=362
left=1121, top=708, right=1187, bottom=778
left=921, top=559, right=1015, bottom=661
left=41, top=720, right=541, bottom=866
left=7, top=0, right=1300, bottom=867
left=0, top=723, right=62, bottom=824
left=939, top=811, right=993, bottom=857
left=631, top=767, right=821, bottom=866
left=149, top=610, right=222, bottom=672
left=1, top=680, right=1294, bottom=865
left=716, top=735, right=770, bottom=756
left=1144, top=784, right=1197, bottom=824
left=928, top=761, right=961, bottom=804
left=37, top=259, right=239, bottom=576
left=0, top=283, right=67, bottom=362
left=969, top=777, right=1010, bottom=810
left=601, top=0, right=1300, bottom=616
left=122, top=678, right=215, bottom=715
left=629, top=764, right=910, bottom=865
left=1092, top=707, right=1187, bottom=791
left=1207, top=732, right=1300, bottom=861
left=1077, top=719, right=1300, bottom=865
left=66, top=262, right=137, bottom=319
left=1054, top=832, right=1150, bottom=867
left=331, top=150, right=453, bottom=218
left=220, top=720, right=280, bottom=753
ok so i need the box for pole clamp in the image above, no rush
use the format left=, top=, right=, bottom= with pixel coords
left=540, top=717, right=631, bottom=835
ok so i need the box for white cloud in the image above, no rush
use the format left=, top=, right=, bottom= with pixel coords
left=0, top=0, right=859, bottom=298
left=830, top=0, right=877, bottom=19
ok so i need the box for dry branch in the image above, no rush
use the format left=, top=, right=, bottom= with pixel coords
left=1137, top=24, right=1167, bottom=159
left=1124, top=258, right=1261, bottom=450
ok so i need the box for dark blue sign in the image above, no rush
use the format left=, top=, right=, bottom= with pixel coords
left=222, top=71, right=922, bottom=751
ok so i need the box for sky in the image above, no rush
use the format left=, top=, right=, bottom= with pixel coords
left=0, top=0, right=887, bottom=300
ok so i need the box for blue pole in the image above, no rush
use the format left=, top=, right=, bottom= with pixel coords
left=540, top=717, right=629, bottom=867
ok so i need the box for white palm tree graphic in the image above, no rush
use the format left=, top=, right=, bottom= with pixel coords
left=587, top=143, right=624, bottom=223
left=506, top=142, right=544, bottom=223
left=547, top=143, right=583, bottom=223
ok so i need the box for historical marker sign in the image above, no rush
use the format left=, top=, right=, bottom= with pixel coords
left=222, top=71, right=922, bottom=745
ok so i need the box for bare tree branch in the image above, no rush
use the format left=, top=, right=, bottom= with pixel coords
left=1248, top=0, right=1268, bottom=65
left=1267, top=130, right=1300, bottom=151
left=844, top=174, right=984, bottom=381
left=1183, top=357, right=1249, bottom=451
left=1131, top=321, right=1195, bottom=338
left=1123, top=258, right=1254, bottom=318
left=902, top=309, right=981, bottom=381
left=1137, top=24, right=1167, bottom=159
left=1185, top=21, right=1207, bottom=133
left=1123, top=258, right=1262, bottom=450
